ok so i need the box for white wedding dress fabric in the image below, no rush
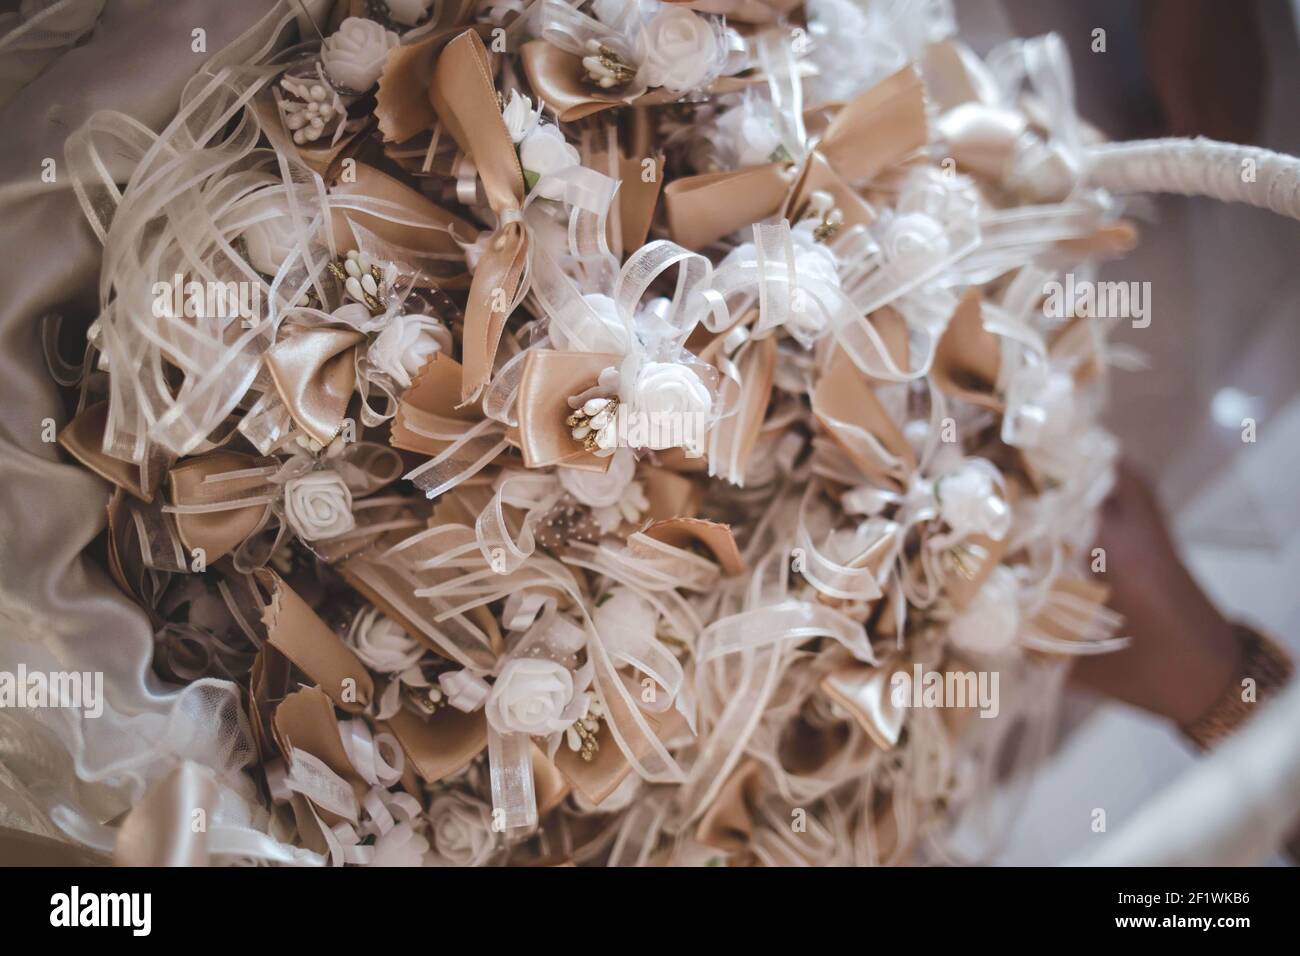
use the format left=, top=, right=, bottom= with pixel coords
left=0, top=0, right=312, bottom=861
left=0, top=0, right=106, bottom=109
left=1073, top=679, right=1300, bottom=866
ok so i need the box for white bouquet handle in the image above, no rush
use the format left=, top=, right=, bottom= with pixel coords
left=1074, top=135, right=1300, bottom=866
left=1088, top=137, right=1300, bottom=222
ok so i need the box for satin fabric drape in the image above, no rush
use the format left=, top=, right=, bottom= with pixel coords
left=0, top=0, right=278, bottom=851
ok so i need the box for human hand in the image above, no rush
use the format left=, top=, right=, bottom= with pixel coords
left=1070, top=463, right=1242, bottom=726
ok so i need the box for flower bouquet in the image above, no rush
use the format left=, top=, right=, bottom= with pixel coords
left=38, top=0, right=1300, bottom=866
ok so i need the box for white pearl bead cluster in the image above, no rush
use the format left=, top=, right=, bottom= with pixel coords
left=565, top=396, right=619, bottom=452
left=279, top=75, right=344, bottom=146
left=327, top=249, right=387, bottom=314
left=565, top=696, right=604, bottom=762
left=581, top=39, right=636, bottom=90
left=804, top=189, right=845, bottom=242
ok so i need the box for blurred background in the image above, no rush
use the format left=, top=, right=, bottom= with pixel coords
left=953, top=0, right=1300, bottom=865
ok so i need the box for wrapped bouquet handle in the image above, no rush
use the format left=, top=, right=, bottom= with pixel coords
left=1088, top=137, right=1300, bottom=222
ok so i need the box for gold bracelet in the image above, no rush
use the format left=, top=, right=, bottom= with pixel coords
left=1180, top=624, right=1294, bottom=750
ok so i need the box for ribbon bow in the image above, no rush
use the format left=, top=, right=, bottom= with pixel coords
left=428, top=30, right=620, bottom=404
left=663, top=35, right=929, bottom=251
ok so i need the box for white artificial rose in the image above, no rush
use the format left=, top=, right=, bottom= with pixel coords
left=553, top=293, right=634, bottom=354
left=560, top=446, right=636, bottom=508
left=519, top=124, right=580, bottom=199
left=501, top=90, right=541, bottom=144
left=485, top=657, right=576, bottom=736
left=1016, top=368, right=1077, bottom=447
left=794, top=235, right=839, bottom=288
left=369, top=823, right=430, bottom=866
left=639, top=7, right=720, bottom=94
left=948, top=565, right=1021, bottom=656
left=438, top=669, right=491, bottom=712
left=879, top=212, right=949, bottom=267
left=592, top=0, right=636, bottom=27
left=572, top=768, right=640, bottom=813
left=242, top=192, right=300, bottom=276
left=897, top=165, right=966, bottom=219
left=630, top=361, right=712, bottom=417
left=625, top=361, right=713, bottom=452
left=321, top=17, right=399, bottom=92
left=348, top=607, right=423, bottom=673
left=383, top=0, right=435, bottom=27
left=937, top=460, right=1011, bottom=541
left=284, top=470, right=356, bottom=541
left=428, top=793, right=493, bottom=866
left=369, top=314, right=448, bottom=388
left=716, top=100, right=784, bottom=167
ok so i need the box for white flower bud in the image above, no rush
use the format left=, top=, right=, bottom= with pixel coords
left=283, top=470, right=355, bottom=541
left=638, top=8, right=721, bottom=95
left=949, top=565, right=1021, bottom=656
left=348, top=607, right=423, bottom=673
left=501, top=90, right=541, bottom=144
left=519, top=125, right=580, bottom=198
left=485, top=658, right=577, bottom=736
left=321, top=17, right=398, bottom=92
left=937, top=460, right=1011, bottom=542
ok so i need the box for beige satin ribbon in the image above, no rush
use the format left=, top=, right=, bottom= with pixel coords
left=167, top=450, right=277, bottom=562
left=115, top=762, right=221, bottom=866
left=641, top=516, right=745, bottom=576
left=382, top=704, right=488, bottom=785
left=520, top=40, right=760, bottom=124
left=695, top=757, right=763, bottom=852
left=272, top=686, right=370, bottom=824
left=663, top=66, right=927, bottom=249
left=821, top=657, right=909, bottom=751
left=104, top=489, right=167, bottom=625
left=812, top=342, right=917, bottom=492
left=943, top=529, right=1012, bottom=612
left=388, top=350, right=482, bottom=455
left=694, top=312, right=777, bottom=484
left=429, top=29, right=529, bottom=403
left=251, top=92, right=363, bottom=182
left=249, top=642, right=290, bottom=763
left=265, top=324, right=364, bottom=446
left=58, top=400, right=165, bottom=501
left=532, top=745, right=571, bottom=817
left=665, top=0, right=802, bottom=23
left=553, top=706, right=684, bottom=807
left=930, top=288, right=1003, bottom=411
left=329, top=162, right=475, bottom=290
left=515, top=349, right=620, bottom=471
left=257, top=568, right=375, bottom=713
left=375, top=23, right=486, bottom=144
left=921, top=39, right=1001, bottom=113
left=585, top=122, right=662, bottom=257
left=640, top=468, right=704, bottom=522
